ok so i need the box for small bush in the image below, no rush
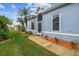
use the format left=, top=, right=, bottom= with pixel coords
left=6, top=30, right=21, bottom=39
left=0, top=29, right=8, bottom=40
left=26, top=31, right=33, bottom=35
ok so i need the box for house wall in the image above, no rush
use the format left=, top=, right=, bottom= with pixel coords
left=27, top=18, right=38, bottom=34
left=42, top=4, right=79, bottom=42
left=27, top=20, right=32, bottom=31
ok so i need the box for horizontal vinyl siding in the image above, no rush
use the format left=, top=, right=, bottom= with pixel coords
left=42, top=4, right=79, bottom=42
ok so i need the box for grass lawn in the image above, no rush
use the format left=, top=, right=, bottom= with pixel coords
left=0, top=31, right=57, bottom=56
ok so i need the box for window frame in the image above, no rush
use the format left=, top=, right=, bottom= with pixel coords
left=52, top=13, right=61, bottom=32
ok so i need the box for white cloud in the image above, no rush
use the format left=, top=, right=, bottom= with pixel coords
left=37, top=3, right=52, bottom=9
left=26, top=3, right=52, bottom=9
left=11, top=5, right=16, bottom=10
left=30, top=8, right=37, bottom=11
left=39, top=3, right=52, bottom=6
left=0, top=11, right=17, bottom=22
left=25, top=3, right=33, bottom=8
left=27, top=3, right=52, bottom=11
left=0, top=4, right=5, bottom=10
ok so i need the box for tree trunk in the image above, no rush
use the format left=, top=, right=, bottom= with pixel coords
left=24, top=16, right=27, bottom=31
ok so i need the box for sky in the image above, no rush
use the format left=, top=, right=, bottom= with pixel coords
left=0, top=3, right=52, bottom=24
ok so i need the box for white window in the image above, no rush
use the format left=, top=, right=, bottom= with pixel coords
left=31, top=22, right=34, bottom=30
left=53, top=14, right=60, bottom=31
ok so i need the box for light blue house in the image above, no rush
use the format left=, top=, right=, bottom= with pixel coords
left=27, top=3, right=79, bottom=43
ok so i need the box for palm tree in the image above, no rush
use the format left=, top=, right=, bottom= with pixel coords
left=17, top=17, right=25, bottom=32
left=18, top=8, right=28, bottom=31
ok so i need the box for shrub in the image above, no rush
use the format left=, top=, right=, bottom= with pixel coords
left=26, top=31, right=33, bottom=35
left=6, top=30, right=21, bottom=39
left=0, top=29, right=8, bottom=40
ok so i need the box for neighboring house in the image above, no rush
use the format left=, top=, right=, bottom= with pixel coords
left=27, top=3, right=79, bottom=50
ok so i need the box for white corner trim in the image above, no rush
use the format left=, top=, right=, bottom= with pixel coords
left=59, top=13, right=62, bottom=32
left=42, top=31, right=79, bottom=37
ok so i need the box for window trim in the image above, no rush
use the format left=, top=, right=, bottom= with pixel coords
left=52, top=13, right=61, bottom=32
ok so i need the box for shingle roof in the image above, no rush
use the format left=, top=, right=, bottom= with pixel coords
left=38, top=3, right=70, bottom=14
left=29, top=3, right=71, bottom=20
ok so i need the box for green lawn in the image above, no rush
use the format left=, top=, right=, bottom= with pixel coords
left=0, top=31, right=57, bottom=56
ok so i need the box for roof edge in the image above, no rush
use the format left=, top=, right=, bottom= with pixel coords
left=29, top=3, right=71, bottom=20
left=39, top=3, right=71, bottom=14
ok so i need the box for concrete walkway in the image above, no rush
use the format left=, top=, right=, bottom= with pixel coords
left=29, top=35, right=79, bottom=56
